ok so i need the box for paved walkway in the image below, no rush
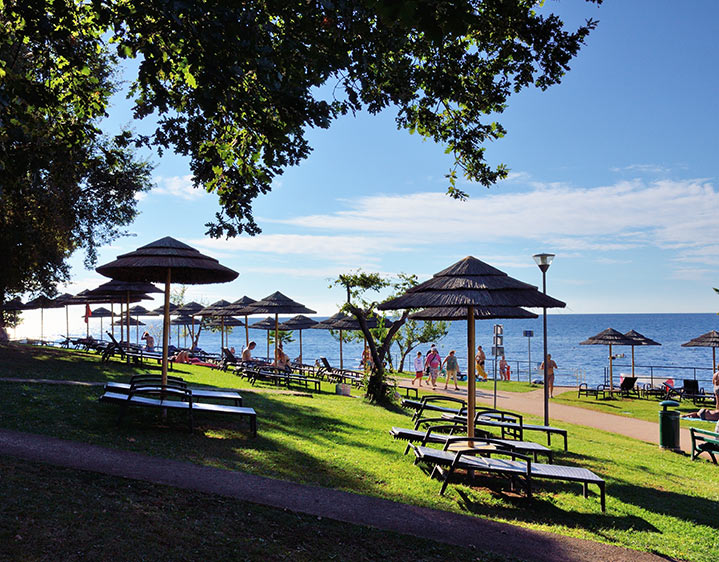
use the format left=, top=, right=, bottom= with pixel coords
left=0, top=428, right=662, bottom=562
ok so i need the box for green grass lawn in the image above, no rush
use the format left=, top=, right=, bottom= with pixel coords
left=1, top=344, right=719, bottom=561
left=552, top=388, right=718, bottom=430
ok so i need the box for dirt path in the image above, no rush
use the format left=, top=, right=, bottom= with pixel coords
left=0, top=428, right=664, bottom=562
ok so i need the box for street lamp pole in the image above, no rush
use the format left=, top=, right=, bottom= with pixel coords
left=533, top=253, right=555, bottom=427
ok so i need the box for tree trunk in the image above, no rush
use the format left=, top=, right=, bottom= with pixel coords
left=347, top=305, right=408, bottom=403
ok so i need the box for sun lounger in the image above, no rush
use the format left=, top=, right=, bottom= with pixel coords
left=401, top=395, right=468, bottom=421
left=318, top=357, right=364, bottom=386
left=99, top=379, right=257, bottom=435
left=411, top=442, right=604, bottom=511
left=389, top=422, right=554, bottom=462
left=690, top=427, right=719, bottom=463
left=105, top=375, right=243, bottom=406
left=681, top=379, right=715, bottom=405
left=577, top=382, right=608, bottom=400
left=441, top=412, right=568, bottom=450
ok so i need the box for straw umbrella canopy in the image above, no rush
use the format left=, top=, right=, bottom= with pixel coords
left=682, top=330, right=719, bottom=371
left=623, top=330, right=661, bottom=376
left=226, top=296, right=257, bottom=347
left=52, top=293, right=75, bottom=342
left=96, top=236, right=238, bottom=386
left=169, top=314, right=195, bottom=348
left=409, top=306, right=538, bottom=321
left=579, top=328, right=638, bottom=390
left=24, top=295, right=65, bottom=342
left=89, top=306, right=114, bottom=339
left=249, top=316, right=279, bottom=359
left=175, top=301, right=204, bottom=347
left=311, top=312, right=351, bottom=369
left=86, top=280, right=161, bottom=349
left=120, top=305, right=152, bottom=345
left=1, top=297, right=25, bottom=311
left=378, top=255, right=565, bottom=440
left=197, top=299, right=234, bottom=350
left=237, top=292, right=315, bottom=363
left=278, top=315, right=318, bottom=365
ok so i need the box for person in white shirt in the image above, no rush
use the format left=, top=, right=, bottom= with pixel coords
left=411, top=351, right=424, bottom=386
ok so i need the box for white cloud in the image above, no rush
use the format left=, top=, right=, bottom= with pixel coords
left=268, top=178, right=719, bottom=259
left=189, top=233, right=409, bottom=264
left=152, top=174, right=205, bottom=200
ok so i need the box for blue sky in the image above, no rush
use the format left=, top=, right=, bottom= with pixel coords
left=29, top=0, right=718, bottom=337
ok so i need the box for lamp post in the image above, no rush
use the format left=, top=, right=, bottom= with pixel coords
left=533, top=253, right=555, bottom=427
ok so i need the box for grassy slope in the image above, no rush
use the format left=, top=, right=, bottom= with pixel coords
left=1, top=344, right=718, bottom=560
left=0, top=456, right=503, bottom=562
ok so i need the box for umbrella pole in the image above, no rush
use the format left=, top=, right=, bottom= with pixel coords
left=299, top=329, right=303, bottom=365
left=40, top=308, right=44, bottom=342
left=126, top=292, right=130, bottom=356
left=245, top=315, right=249, bottom=347
left=100, top=317, right=102, bottom=340
left=631, top=346, right=635, bottom=377
left=65, top=305, right=69, bottom=342
left=161, top=268, right=171, bottom=387
left=110, top=303, right=114, bottom=341
left=223, top=317, right=226, bottom=351
left=191, top=317, right=195, bottom=351
left=340, top=329, right=344, bottom=370
left=467, top=306, right=476, bottom=442
left=609, top=343, right=614, bottom=391
left=713, top=348, right=716, bottom=372
left=266, top=330, right=270, bottom=359
left=274, top=314, right=279, bottom=363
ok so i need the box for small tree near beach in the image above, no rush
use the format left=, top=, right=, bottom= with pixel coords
left=332, top=271, right=447, bottom=403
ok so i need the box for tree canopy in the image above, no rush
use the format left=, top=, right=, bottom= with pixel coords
left=0, top=1, right=152, bottom=323
left=0, top=0, right=599, bottom=311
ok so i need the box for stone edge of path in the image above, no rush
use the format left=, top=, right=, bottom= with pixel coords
left=0, top=429, right=664, bottom=562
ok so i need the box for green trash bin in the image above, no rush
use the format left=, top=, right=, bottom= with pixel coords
left=659, top=400, right=680, bottom=451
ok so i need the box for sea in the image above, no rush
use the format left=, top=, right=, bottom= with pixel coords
left=27, top=312, right=719, bottom=388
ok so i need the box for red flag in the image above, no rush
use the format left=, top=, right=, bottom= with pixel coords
left=84, top=304, right=91, bottom=323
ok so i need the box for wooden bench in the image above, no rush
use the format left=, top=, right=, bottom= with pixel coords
left=99, top=380, right=256, bottom=435
left=690, top=427, right=719, bottom=463
left=105, top=379, right=243, bottom=406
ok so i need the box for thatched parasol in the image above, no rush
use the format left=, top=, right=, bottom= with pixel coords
left=409, top=306, right=538, bottom=321
left=1, top=297, right=25, bottom=311
left=278, top=315, right=317, bottom=365
left=175, top=301, right=204, bottom=346
left=311, top=312, right=351, bottom=369
left=580, top=328, right=638, bottom=389
left=197, top=300, right=234, bottom=350
left=682, top=330, right=719, bottom=371
left=623, top=330, right=661, bottom=376
left=86, top=280, right=161, bottom=350
left=89, top=306, right=114, bottom=339
left=237, top=292, right=315, bottom=364
left=96, top=236, right=238, bottom=386
left=250, top=316, right=278, bottom=359
left=378, top=255, right=565, bottom=440
left=170, top=314, right=195, bottom=348
left=226, top=296, right=257, bottom=347
left=24, top=295, right=66, bottom=342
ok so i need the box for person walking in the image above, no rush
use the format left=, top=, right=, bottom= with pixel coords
left=442, top=350, right=460, bottom=390
left=411, top=351, right=424, bottom=386
left=539, top=353, right=558, bottom=398
left=425, top=345, right=442, bottom=388
left=475, top=345, right=487, bottom=381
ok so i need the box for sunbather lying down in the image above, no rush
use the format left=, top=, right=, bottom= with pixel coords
left=171, top=350, right=216, bottom=368
left=684, top=408, right=719, bottom=421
